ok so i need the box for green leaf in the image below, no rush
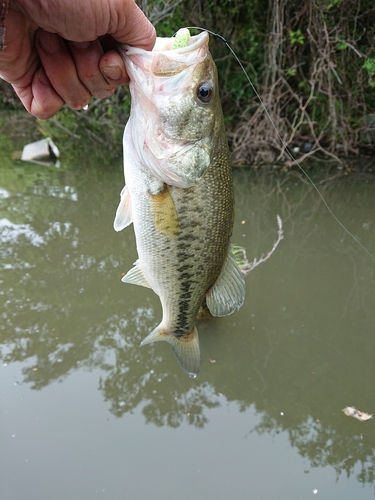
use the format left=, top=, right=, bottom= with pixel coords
left=336, top=42, right=348, bottom=51
left=363, top=58, right=375, bottom=76
left=289, top=29, right=305, bottom=45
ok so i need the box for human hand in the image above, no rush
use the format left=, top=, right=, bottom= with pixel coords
left=0, top=0, right=155, bottom=119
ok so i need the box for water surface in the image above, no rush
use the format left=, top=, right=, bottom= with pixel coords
left=1, top=136, right=375, bottom=499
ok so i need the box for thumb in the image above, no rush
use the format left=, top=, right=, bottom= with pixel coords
left=110, top=1, right=156, bottom=50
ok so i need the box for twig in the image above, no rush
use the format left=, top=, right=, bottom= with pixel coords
left=233, top=215, right=284, bottom=276
left=49, top=118, right=80, bottom=139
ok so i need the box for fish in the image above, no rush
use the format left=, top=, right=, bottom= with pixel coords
left=114, top=29, right=245, bottom=377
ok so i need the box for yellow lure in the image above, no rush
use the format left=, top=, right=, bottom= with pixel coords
left=172, top=28, right=191, bottom=49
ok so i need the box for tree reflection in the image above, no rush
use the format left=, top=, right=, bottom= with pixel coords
left=1, top=156, right=375, bottom=485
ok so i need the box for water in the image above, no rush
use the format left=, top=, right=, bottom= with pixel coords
left=1, top=136, right=375, bottom=499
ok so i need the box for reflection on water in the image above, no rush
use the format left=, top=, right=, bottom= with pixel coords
left=1, top=145, right=375, bottom=497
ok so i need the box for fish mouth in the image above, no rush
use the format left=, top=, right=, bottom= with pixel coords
left=120, top=30, right=208, bottom=54
left=152, top=30, right=209, bottom=54
left=118, top=31, right=209, bottom=77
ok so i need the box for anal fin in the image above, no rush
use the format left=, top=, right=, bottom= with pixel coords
left=122, top=259, right=151, bottom=289
left=206, top=246, right=246, bottom=317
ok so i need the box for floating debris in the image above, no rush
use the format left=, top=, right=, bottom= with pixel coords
left=21, top=137, right=60, bottom=167
left=342, top=406, right=373, bottom=422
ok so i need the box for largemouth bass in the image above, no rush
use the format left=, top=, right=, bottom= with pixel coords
left=114, top=30, right=245, bottom=377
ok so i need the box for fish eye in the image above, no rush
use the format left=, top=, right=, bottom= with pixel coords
left=196, top=82, right=213, bottom=103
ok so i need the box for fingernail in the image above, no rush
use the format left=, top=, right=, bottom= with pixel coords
left=37, top=31, right=62, bottom=54
left=102, top=65, right=123, bottom=81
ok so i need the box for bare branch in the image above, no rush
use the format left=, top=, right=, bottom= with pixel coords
left=232, top=215, right=284, bottom=276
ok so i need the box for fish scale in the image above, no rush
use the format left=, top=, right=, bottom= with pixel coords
left=115, top=30, right=245, bottom=377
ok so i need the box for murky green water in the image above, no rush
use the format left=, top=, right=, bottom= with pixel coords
left=1, top=135, right=375, bottom=499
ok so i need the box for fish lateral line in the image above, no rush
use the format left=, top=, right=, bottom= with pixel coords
left=178, top=26, right=375, bottom=263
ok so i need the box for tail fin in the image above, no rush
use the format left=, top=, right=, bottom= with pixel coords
left=140, top=325, right=201, bottom=378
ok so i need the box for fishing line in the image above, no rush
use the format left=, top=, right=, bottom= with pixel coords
left=180, top=27, right=375, bottom=262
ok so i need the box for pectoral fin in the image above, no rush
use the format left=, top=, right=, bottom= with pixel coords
left=114, top=186, right=132, bottom=232
left=122, top=259, right=151, bottom=288
left=206, top=247, right=246, bottom=317
left=149, top=185, right=179, bottom=238
left=140, top=325, right=201, bottom=378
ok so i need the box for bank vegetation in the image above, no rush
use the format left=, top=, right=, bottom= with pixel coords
left=1, top=0, right=374, bottom=168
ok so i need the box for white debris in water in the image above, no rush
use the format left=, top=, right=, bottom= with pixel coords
left=21, top=137, right=60, bottom=164
left=342, top=406, right=373, bottom=421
